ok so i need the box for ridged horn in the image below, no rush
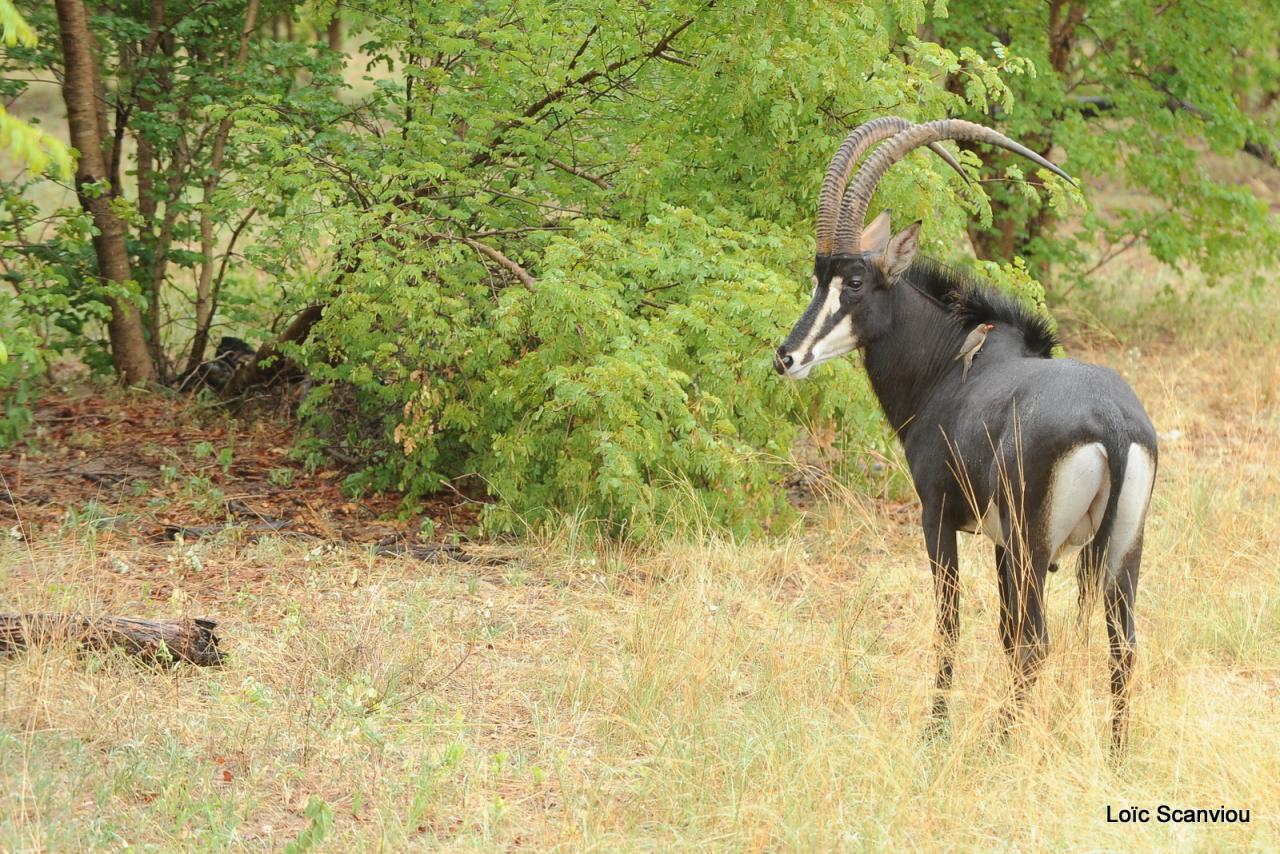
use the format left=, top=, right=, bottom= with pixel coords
left=816, top=117, right=968, bottom=256
left=833, top=119, right=1077, bottom=255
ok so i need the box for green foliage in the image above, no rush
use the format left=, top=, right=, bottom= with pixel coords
left=0, top=0, right=68, bottom=181
left=2, top=0, right=1276, bottom=532
left=250, top=0, right=1042, bottom=534
left=0, top=0, right=36, bottom=47
left=0, top=105, right=71, bottom=179
left=0, top=0, right=77, bottom=440
left=1, top=0, right=342, bottom=386
left=310, top=207, right=870, bottom=536
left=0, top=297, right=39, bottom=444
left=932, top=0, right=1280, bottom=286
left=0, top=182, right=105, bottom=439
left=284, top=796, right=332, bottom=854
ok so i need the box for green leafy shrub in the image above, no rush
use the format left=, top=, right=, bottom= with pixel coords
left=304, top=207, right=878, bottom=537
left=246, top=0, right=1045, bottom=535
left=0, top=185, right=108, bottom=441
left=10, top=0, right=1270, bottom=534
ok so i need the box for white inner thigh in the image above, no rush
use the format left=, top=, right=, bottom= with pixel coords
left=1046, top=442, right=1110, bottom=560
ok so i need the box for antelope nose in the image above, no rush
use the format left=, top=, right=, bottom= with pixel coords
left=774, top=348, right=794, bottom=375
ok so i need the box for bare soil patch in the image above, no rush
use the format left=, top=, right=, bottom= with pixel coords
left=1, top=390, right=482, bottom=559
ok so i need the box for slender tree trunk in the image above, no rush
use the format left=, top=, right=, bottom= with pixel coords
left=135, top=140, right=166, bottom=367
left=327, top=8, right=342, bottom=51
left=185, top=0, right=260, bottom=375
left=54, top=0, right=156, bottom=384
left=1023, top=0, right=1086, bottom=282
left=149, top=155, right=185, bottom=346
left=135, top=0, right=169, bottom=375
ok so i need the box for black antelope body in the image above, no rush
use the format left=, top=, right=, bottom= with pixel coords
left=775, top=118, right=1157, bottom=749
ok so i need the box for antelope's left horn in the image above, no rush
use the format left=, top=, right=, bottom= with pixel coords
left=833, top=119, right=1077, bottom=255
left=815, top=117, right=968, bottom=257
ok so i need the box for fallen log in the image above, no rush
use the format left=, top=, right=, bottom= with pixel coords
left=163, top=520, right=294, bottom=541
left=0, top=614, right=223, bottom=666
left=371, top=538, right=514, bottom=565
left=373, top=540, right=473, bottom=561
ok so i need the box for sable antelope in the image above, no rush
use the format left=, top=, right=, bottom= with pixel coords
left=775, top=118, right=1157, bottom=749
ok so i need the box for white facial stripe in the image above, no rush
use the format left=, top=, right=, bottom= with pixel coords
left=800, top=276, right=863, bottom=371
left=793, top=277, right=844, bottom=362
left=808, top=323, right=859, bottom=365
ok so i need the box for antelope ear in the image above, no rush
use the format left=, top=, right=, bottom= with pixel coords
left=880, top=220, right=921, bottom=283
left=860, top=211, right=892, bottom=253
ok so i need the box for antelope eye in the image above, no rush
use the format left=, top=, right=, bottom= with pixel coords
left=844, top=278, right=863, bottom=291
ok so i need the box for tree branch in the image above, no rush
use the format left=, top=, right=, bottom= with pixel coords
left=467, top=11, right=704, bottom=170
left=208, top=206, right=258, bottom=325
left=457, top=237, right=536, bottom=289
left=222, top=303, right=324, bottom=398
left=566, top=23, right=598, bottom=71
left=548, top=157, right=612, bottom=188
left=1069, top=95, right=1279, bottom=169
left=187, top=0, right=260, bottom=375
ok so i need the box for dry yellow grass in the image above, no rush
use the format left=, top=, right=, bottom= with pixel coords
left=2, top=271, right=1279, bottom=851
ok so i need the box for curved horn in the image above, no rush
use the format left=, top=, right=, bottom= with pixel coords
left=816, top=117, right=968, bottom=256
left=833, top=119, right=1077, bottom=255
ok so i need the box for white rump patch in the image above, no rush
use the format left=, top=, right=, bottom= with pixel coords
left=1046, top=442, right=1110, bottom=561
left=973, top=442, right=1153, bottom=574
left=1107, top=443, right=1155, bottom=575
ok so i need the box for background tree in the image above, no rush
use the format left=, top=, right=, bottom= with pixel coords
left=0, top=0, right=74, bottom=438
left=53, top=0, right=154, bottom=383
left=223, top=0, right=1048, bottom=533
left=931, top=0, right=1280, bottom=288
left=6, top=0, right=336, bottom=383
left=0, top=1, right=71, bottom=179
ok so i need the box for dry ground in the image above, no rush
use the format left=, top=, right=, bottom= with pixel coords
left=2, top=263, right=1279, bottom=851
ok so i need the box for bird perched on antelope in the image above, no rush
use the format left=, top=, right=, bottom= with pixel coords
left=955, top=323, right=994, bottom=381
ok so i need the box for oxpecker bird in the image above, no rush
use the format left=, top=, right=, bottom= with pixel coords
left=955, top=323, right=994, bottom=381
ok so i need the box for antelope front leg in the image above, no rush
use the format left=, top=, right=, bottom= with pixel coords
left=924, top=509, right=960, bottom=731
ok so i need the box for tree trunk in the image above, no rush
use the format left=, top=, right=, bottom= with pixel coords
left=327, top=9, right=342, bottom=51
left=136, top=136, right=163, bottom=360
left=185, top=0, right=260, bottom=375
left=965, top=0, right=1083, bottom=277
left=135, top=0, right=169, bottom=376
left=0, top=614, right=223, bottom=666
left=54, top=0, right=156, bottom=384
